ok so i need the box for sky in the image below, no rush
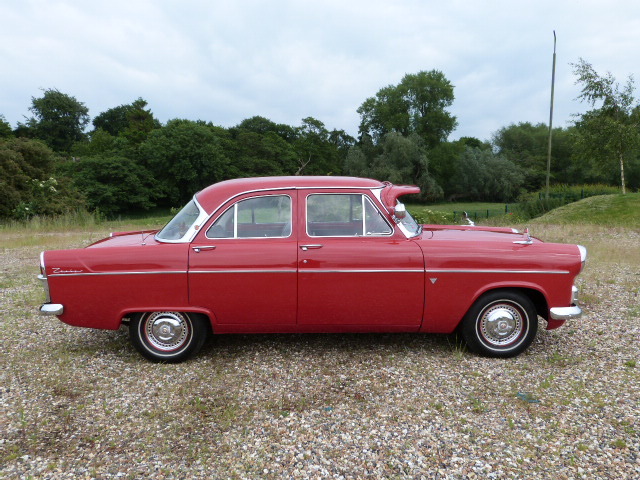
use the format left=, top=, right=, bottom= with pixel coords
left=2, top=0, right=640, bottom=142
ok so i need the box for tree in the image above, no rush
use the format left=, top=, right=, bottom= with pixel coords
left=293, top=117, right=344, bottom=175
left=492, top=122, right=573, bottom=190
left=572, top=58, right=640, bottom=194
left=21, top=89, right=90, bottom=153
left=0, top=138, right=81, bottom=218
left=139, top=119, right=231, bottom=205
left=370, top=132, right=443, bottom=201
left=357, top=70, right=457, bottom=148
left=61, top=155, right=156, bottom=215
left=0, top=115, right=12, bottom=138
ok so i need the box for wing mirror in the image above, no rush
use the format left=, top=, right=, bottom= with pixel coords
left=394, top=203, right=407, bottom=220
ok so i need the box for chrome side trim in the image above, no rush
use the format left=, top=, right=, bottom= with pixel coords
left=40, top=303, right=64, bottom=315
left=48, top=270, right=187, bottom=277
left=550, top=306, right=582, bottom=320
left=302, top=269, right=424, bottom=273
left=189, top=269, right=297, bottom=274
left=425, top=269, right=570, bottom=275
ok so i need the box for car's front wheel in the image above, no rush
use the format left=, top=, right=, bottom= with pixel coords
left=130, top=311, right=208, bottom=362
left=460, top=290, right=538, bottom=358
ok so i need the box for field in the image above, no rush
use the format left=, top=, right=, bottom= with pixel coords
left=1, top=199, right=639, bottom=479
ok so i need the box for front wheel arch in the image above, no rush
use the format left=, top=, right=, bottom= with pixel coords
left=460, top=289, right=538, bottom=358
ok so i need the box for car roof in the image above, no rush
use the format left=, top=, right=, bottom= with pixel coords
left=196, top=176, right=386, bottom=212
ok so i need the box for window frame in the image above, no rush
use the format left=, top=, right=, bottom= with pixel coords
left=305, top=192, right=394, bottom=238
left=205, top=194, right=293, bottom=240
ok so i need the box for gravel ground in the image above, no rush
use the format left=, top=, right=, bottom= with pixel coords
left=0, top=226, right=638, bottom=479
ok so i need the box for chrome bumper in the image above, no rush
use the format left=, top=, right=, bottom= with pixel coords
left=550, top=305, right=582, bottom=320
left=40, top=303, right=64, bottom=315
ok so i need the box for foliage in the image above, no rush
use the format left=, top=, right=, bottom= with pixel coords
left=571, top=59, right=640, bottom=194
left=516, top=184, right=621, bottom=220
left=492, top=122, right=575, bottom=190
left=532, top=192, right=640, bottom=227
left=0, top=115, right=12, bottom=138
left=20, top=89, right=90, bottom=153
left=139, top=119, right=231, bottom=206
left=444, top=147, right=525, bottom=202
left=0, top=137, right=82, bottom=218
left=357, top=70, right=457, bottom=148
left=59, top=155, right=157, bottom=216
left=408, top=207, right=450, bottom=225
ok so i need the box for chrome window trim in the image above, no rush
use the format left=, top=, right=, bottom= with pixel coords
left=205, top=194, right=293, bottom=240
left=155, top=197, right=209, bottom=244
left=305, top=192, right=394, bottom=238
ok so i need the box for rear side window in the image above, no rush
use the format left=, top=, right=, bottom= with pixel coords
left=306, top=194, right=392, bottom=237
left=207, top=195, right=292, bottom=238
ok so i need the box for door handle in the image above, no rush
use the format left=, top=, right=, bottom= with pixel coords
left=299, top=244, right=323, bottom=251
left=192, top=245, right=216, bottom=253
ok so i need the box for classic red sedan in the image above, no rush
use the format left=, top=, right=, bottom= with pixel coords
left=38, top=176, right=586, bottom=362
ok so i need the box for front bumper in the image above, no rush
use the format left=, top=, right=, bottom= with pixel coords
left=40, top=303, right=64, bottom=315
left=549, top=305, right=582, bottom=320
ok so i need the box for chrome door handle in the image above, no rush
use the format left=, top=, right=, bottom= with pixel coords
left=192, top=245, right=216, bottom=253
left=299, top=244, right=323, bottom=251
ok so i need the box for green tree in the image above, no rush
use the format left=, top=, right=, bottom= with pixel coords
left=572, top=58, right=640, bottom=194
left=357, top=70, right=457, bottom=148
left=370, top=133, right=443, bottom=201
left=61, top=155, right=156, bottom=215
left=0, top=138, right=81, bottom=218
left=139, top=119, right=231, bottom=205
left=21, top=89, right=90, bottom=153
left=0, top=115, right=12, bottom=138
left=493, top=122, right=575, bottom=190
left=293, top=117, right=344, bottom=175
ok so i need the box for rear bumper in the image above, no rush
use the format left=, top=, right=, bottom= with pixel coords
left=549, top=305, right=582, bottom=321
left=40, top=303, right=64, bottom=315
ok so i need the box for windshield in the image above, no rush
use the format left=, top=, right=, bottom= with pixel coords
left=156, top=199, right=207, bottom=242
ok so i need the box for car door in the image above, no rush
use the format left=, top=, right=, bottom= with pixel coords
left=297, top=190, right=425, bottom=328
left=189, top=191, right=298, bottom=326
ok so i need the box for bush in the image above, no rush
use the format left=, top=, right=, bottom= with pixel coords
left=516, top=184, right=621, bottom=219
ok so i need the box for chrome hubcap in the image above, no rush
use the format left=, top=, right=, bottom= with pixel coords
left=479, top=303, right=525, bottom=347
left=144, top=312, right=190, bottom=352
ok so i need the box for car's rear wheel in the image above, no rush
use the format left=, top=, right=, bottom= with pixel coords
left=130, top=311, right=208, bottom=362
left=461, top=290, right=538, bottom=358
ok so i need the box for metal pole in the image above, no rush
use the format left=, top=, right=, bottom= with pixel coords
left=545, top=31, right=557, bottom=201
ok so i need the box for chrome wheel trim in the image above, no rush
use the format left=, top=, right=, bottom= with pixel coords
left=143, top=312, right=191, bottom=352
left=478, top=301, right=527, bottom=348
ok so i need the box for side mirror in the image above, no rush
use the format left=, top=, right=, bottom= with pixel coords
left=394, top=203, right=407, bottom=219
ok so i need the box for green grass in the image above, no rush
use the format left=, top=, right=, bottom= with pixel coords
left=533, top=193, right=640, bottom=228
left=413, top=202, right=509, bottom=214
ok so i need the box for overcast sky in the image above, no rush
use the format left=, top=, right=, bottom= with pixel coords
left=2, top=0, right=639, bottom=142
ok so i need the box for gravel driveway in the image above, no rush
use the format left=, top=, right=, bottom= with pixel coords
left=1, top=226, right=638, bottom=479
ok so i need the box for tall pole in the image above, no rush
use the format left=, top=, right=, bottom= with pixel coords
left=545, top=31, right=557, bottom=200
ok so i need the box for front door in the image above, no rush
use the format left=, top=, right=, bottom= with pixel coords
left=297, top=191, right=424, bottom=328
left=189, top=191, right=297, bottom=326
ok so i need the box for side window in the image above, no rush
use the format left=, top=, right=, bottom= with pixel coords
left=207, top=195, right=291, bottom=238
left=307, top=194, right=392, bottom=237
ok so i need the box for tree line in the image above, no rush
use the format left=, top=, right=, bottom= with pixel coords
left=1, top=61, right=639, bottom=219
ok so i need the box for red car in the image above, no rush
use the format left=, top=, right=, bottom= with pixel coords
left=38, top=176, right=586, bottom=362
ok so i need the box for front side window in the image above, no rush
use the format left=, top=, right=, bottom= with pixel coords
left=306, top=194, right=392, bottom=237
left=156, top=199, right=208, bottom=242
left=207, top=195, right=292, bottom=239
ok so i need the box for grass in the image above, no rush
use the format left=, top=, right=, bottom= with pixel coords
left=533, top=193, right=640, bottom=228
